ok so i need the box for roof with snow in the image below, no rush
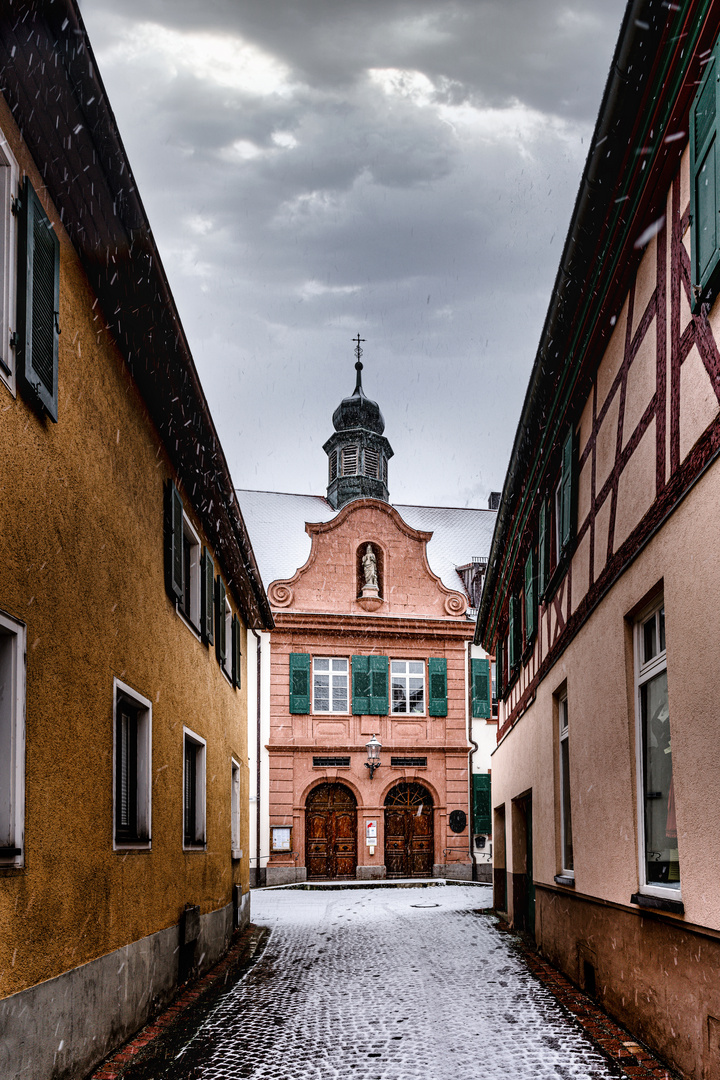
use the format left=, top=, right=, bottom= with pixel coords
left=236, top=489, right=496, bottom=603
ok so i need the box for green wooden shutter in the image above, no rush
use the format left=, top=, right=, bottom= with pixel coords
left=496, top=639, right=504, bottom=700
left=691, top=38, right=720, bottom=304
left=17, top=179, right=60, bottom=422
left=560, top=428, right=575, bottom=552
left=215, top=576, right=226, bottom=666
left=164, top=481, right=184, bottom=602
left=352, top=655, right=371, bottom=714
left=289, top=653, right=310, bottom=713
left=473, top=774, right=492, bottom=834
left=471, top=657, right=491, bottom=719
left=428, top=658, right=447, bottom=717
left=231, top=614, right=241, bottom=689
left=538, top=499, right=548, bottom=598
left=368, top=655, right=388, bottom=716
left=201, top=548, right=214, bottom=645
left=508, top=596, right=517, bottom=669
left=524, top=550, right=536, bottom=642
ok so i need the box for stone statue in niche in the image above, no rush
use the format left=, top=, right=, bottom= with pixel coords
left=362, top=544, right=378, bottom=588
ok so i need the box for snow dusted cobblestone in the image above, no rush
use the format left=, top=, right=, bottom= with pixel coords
left=164, top=885, right=623, bottom=1080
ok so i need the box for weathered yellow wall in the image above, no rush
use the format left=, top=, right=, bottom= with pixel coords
left=0, top=95, right=248, bottom=997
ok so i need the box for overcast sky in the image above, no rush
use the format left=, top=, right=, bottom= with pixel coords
left=78, top=0, right=627, bottom=509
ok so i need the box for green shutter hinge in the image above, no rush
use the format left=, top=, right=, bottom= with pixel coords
left=10, top=195, right=21, bottom=217
left=9, top=331, right=19, bottom=349
left=54, top=311, right=61, bottom=335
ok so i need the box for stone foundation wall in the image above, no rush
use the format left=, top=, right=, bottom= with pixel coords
left=0, top=901, right=236, bottom=1080
left=537, top=884, right=720, bottom=1080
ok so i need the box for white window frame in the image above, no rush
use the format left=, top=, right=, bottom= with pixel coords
left=634, top=598, right=679, bottom=899
left=178, top=513, right=201, bottom=634
left=0, top=135, right=18, bottom=395
left=113, top=679, right=152, bottom=851
left=391, top=659, right=426, bottom=716
left=312, top=657, right=349, bottom=714
left=0, top=610, right=25, bottom=868
left=183, top=726, right=207, bottom=850
left=231, top=757, right=241, bottom=859
left=558, top=690, right=573, bottom=878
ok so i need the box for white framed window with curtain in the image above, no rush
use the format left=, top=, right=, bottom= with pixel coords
left=634, top=599, right=679, bottom=897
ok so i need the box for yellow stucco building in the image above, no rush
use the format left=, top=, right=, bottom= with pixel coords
left=0, top=4, right=272, bottom=1078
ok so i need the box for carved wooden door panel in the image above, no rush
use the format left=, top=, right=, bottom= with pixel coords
left=384, top=808, right=409, bottom=877
left=306, top=783, right=357, bottom=880
left=384, top=783, right=434, bottom=879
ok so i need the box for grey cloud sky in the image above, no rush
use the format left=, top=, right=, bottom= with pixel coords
left=79, top=0, right=626, bottom=509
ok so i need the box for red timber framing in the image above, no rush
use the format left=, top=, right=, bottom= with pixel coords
left=478, top=1, right=720, bottom=740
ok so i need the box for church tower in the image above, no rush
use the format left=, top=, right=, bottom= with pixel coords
left=323, top=337, right=394, bottom=510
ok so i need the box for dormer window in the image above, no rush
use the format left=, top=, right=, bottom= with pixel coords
left=364, top=448, right=380, bottom=478
left=341, top=446, right=358, bottom=475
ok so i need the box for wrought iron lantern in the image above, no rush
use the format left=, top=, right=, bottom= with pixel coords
left=365, top=734, right=382, bottom=779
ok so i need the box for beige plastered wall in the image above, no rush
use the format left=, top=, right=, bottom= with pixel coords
left=0, top=95, right=249, bottom=999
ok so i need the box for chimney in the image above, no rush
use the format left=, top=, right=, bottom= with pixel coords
left=488, top=491, right=501, bottom=511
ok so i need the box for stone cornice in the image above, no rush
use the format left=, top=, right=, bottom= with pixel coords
left=270, top=611, right=475, bottom=639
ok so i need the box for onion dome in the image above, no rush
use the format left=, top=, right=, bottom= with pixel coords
left=323, top=336, right=393, bottom=510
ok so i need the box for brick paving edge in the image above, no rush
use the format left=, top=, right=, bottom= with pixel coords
left=495, top=920, right=683, bottom=1080
left=88, top=923, right=270, bottom=1080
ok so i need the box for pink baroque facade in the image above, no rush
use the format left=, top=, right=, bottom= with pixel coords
left=240, top=357, right=498, bottom=886
left=265, top=498, right=476, bottom=884
left=477, top=6, right=720, bottom=1079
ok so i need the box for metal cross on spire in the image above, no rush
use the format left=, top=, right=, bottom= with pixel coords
left=353, top=333, right=366, bottom=394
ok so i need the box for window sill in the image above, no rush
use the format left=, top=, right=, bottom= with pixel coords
left=177, top=607, right=201, bottom=640
left=183, top=842, right=207, bottom=852
left=554, top=873, right=575, bottom=887
left=630, top=891, right=684, bottom=915
left=114, top=840, right=151, bottom=851
left=391, top=714, right=426, bottom=720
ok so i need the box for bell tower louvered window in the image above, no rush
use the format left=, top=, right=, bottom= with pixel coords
left=364, top=448, right=380, bottom=478
left=341, top=445, right=358, bottom=475
left=329, top=450, right=338, bottom=483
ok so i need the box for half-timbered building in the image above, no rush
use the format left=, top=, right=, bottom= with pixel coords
left=476, top=3, right=720, bottom=1077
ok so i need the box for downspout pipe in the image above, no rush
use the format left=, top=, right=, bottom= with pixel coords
left=251, top=629, right=262, bottom=888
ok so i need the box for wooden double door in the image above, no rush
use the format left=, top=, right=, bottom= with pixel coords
left=384, top=782, right=434, bottom=878
left=306, top=783, right=358, bottom=880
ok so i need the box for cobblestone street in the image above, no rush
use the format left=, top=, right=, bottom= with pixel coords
left=134, top=884, right=628, bottom=1080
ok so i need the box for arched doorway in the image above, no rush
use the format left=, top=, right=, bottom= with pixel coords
left=305, top=783, right=358, bottom=880
left=384, top=782, right=434, bottom=879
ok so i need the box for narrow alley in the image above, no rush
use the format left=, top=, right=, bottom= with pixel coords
left=120, top=885, right=630, bottom=1080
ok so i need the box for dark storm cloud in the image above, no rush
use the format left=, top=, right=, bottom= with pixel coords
left=78, top=0, right=626, bottom=506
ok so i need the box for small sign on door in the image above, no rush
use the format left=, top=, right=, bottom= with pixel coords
left=366, top=820, right=377, bottom=844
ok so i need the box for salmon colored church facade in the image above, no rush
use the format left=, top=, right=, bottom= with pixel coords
left=240, top=356, right=497, bottom=885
